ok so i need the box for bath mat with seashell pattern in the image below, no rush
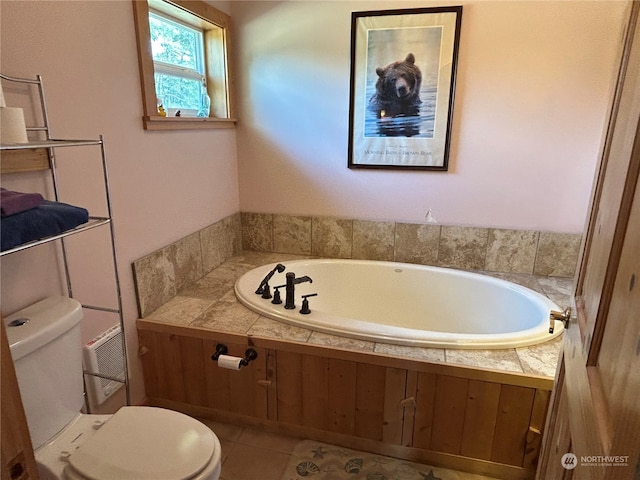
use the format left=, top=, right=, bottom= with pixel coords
left=281, top=440, right=499, bottom=480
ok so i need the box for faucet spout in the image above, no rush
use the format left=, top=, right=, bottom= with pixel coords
left=284, top=272, right=313, bottom=309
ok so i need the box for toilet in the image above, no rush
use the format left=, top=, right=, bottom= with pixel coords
left=5, top=296, right=222, bottom=480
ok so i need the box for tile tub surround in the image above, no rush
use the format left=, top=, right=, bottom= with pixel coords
left=139, top=251, right=571, bottom=379
left=241, top=212, right=582, bottom=277
left=133, top=212, right=579, bottom=319
left=132, top=213, right=242, bottom=317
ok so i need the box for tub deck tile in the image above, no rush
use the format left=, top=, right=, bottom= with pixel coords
left=141, top=251, right=566, bottom=379
left=445, top=348, right=524, bottom=374
left=192, top=291, right=261, bottom=334
left=201, top=261, right=255, bottom=281
left=307, top=331, right=375, bottom=352
left=248, top=317, right=313, bottom=343
left=374, top=343, right=445, bottom=362
left=516, top=336, right=563, bottom=378
left=146, top=295, right=215, bottom=325
left=179, top=274, right=235, bottom=301
left=536, top=276, right=574, bottom=307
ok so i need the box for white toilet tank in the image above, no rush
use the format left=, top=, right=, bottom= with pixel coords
left=5, top=296, right=84, bottom=450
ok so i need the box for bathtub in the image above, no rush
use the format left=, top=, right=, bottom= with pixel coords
left=234, top=259, right=564, bottom=349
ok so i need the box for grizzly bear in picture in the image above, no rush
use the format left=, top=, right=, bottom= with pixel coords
left=369, top=53, right=422, bottom=119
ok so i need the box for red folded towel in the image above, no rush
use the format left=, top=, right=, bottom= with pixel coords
left=1, top=188, right=45, bottom=217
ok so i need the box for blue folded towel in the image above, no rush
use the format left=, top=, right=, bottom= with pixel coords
left=1, top=188, right=44, bottom=217
left=1, top=200, right=90, bottom=251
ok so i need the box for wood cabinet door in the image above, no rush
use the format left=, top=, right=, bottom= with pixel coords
left=536, top=5, right=640, bottom=479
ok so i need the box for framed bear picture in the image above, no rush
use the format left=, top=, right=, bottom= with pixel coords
left=348, top=6, right=463, bottom=171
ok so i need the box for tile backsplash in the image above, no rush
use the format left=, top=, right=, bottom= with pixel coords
left=241, top=212, right=581, bottom=277
left=133, top=211, right=581, bottom=317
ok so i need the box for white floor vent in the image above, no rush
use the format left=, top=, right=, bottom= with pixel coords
left=83, top=325, right=125, bottom=407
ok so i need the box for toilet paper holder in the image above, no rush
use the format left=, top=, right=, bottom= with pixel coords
left=211, top=343, right=258, bottom=367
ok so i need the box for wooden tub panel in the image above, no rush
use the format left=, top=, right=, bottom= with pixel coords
left=491, top=385, right=536, bottom=466
left=136, top=322, right=554, bottom=479
left=460, top=379, right=501, bottom=460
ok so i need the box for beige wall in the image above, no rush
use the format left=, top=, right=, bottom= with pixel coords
left=232, top=0, right=629, bottom=232
left=0, top=0, right=632, bottom=406
left=0, top=0, right=238, bottom=404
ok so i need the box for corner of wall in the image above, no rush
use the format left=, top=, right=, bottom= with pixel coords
left=131, top=212, right=242, bottom=317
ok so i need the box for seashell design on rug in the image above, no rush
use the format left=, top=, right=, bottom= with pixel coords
left=345, top=457, right=363, bottom=474
left=296, top=460, right=320, bottom=477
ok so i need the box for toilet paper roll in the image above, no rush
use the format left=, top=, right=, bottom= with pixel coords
left=217, top=354, right=243, bottom=370
left=1, top=107, right=28, bottom=144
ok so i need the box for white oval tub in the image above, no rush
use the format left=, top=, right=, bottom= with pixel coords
left=235, top=259, right=564, bottom=349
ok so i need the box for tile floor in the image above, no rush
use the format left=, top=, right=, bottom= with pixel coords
left=200, top=418, right=502, bottom=480
left=200, top=418, right=304, bottom=480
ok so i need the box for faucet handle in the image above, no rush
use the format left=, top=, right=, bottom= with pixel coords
left=300, top=293, right=318, bottom=315
left=272, top=285, right=285, bottom=304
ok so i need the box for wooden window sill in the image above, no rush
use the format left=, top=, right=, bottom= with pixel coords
left=143, top=116, right=237, bottom=131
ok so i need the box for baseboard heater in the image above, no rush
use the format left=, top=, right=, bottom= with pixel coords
left=83, top=325, right=125, bottom=406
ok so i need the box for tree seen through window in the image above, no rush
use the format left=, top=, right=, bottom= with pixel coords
left=149, top=12, right=208, bottom=116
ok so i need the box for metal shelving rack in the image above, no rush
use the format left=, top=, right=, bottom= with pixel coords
left=0, top=73, right=130, bottom=408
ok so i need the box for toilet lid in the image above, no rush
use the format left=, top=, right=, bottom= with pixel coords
left=67, top=407, right=216, bottom=480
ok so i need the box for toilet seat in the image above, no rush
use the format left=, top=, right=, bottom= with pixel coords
left=63, top=407, right=218, bottom=480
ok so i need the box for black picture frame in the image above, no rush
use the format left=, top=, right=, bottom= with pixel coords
left=348, top=6, right=463, bottom=171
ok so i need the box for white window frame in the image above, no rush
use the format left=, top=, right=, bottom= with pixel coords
left=149, top=9, right=206, bottom=117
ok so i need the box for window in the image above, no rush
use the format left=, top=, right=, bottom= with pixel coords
left=132, top=0, right=235, bottom=130
left=149, top=11, right=207, bottom=117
